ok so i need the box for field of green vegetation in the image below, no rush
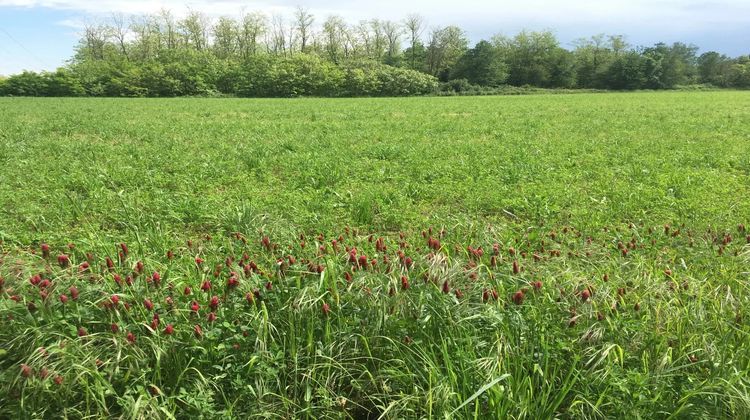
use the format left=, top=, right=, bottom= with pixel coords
left=1, top=91, right=749, bottom=418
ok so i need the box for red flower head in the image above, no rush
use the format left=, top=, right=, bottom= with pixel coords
left=54, top=375, right=64, bottom=385
left=78, top=327, right=88, bottom=337
left=29, top=274, right=41, bottom=286
left=442, top=280, right=450, bottom=294
left=58, top=254, right=70, bottom=268
left=106, top=256, right=115, bottom=270
left=190, top=301, right=200, bottom=312
left=209, top=295, right=219, bottom=310
left=265, top=281, right=273, bottom=291
left=200, top=280, right=211, bottom=292
left=126, top=331, right=136, bottom=344
left=194, top=324, right=203, bottom=338
left=357, top=254, right=368, bottom=268
left=454, top=289, right=464, bottom=299
left=163, top=324, right=174, bottom=335
left=207, top=312, right=217, bottom=323
left=581, top=289, right=591, bottom=302
left=111, top=323, right=119, bottom=333
left=227, top=275, right=239, bottom=288
left=165, top=296, right=173, bottom=306
left=21, top=364, right=33, bottom=378
left=512, top=260, right=520, bottom=275
left=41, top=243, right=50, bottom=258
left=245, top=292, right=254, bottom=305
left=111, top=294, right=120, bottom=306
left=195, top=256, right=204, bottom=266
left=144, top=299, right=154, bottom=311
left=69, top=286, right=79, bottom=300
left=401, top=275, right=410, bottom=290
left=512, top=290, right=525, bottom=305
left=59, top=294, right=69, bottom=304
left=404, top=257, right=413, bottom=268
left=152, top=272, right=161, bottom=284
left=322, top=302, right=331, bottom=316
left=120, top=242, right=129, bottom=256
left=135, top=261, right=144, bottom=274
left=533, top=281, right=543, bottom=291
left=78, top=261, right=90, bottom=272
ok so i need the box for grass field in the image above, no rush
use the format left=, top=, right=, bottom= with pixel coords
left=1, top=92, right=749, bottom=418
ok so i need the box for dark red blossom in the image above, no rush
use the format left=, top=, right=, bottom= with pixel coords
left=322, top=302, right=331, bottom=316
left=191, top=301, right=200, bottom=312
left=207, top=312, right=217, bottom=323
left=581, top=289, right=591, bottom=302
left=78, top=327, right=87, bottom=337
left=41, top=243, right=50, bottom=258
left=69, top=286, right=79, bottom=300
left=209, top=295, right=219, bottom=310
left=21, top=364, right=33, bottom=378
left=58, top=254, right=70, bottom=268
left=163, top=324, right=174, bottom=335
left=126, top=331, right=136, bottom=344
left=194, top=324, right=203, bottom=338
left=144, top=299, right=154, bottom=311
left=512, top=290, right=524, bottom=305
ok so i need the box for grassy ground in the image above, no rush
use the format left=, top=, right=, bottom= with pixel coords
left=1, top=92, right=749, bottom=418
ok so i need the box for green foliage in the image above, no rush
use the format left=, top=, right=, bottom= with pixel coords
left=451, top=41, right=508, bottom=86
left=494, top=30, right=577, bottom=88
left=1, top=93, right=750, bottom=418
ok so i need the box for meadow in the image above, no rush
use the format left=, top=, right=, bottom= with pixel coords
left=0, top=91, right=749, bottom=418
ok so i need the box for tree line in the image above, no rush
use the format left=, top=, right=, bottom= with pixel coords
left=1, top=8, right=748, bottom=97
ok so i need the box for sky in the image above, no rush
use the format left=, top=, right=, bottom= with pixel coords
left=1, top=0, right=749, bottom=75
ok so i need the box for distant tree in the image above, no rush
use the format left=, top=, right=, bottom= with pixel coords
left=403, top=14, right=425, bottom=70
left=294, top=7, right=315, bottom=53
left=425, top=25, right=468, bottom=80
left=179, top=10, right=210, bottom=51
left=641, top=42, right=698, bottom=88
left=697, top=51, right=732, bottom=86
left=238, top=12, right=267, bottom=58
left=451, top=40, right=507, bottom=86
left=728, top=56, right=750, bottom=88
left=213, top=17, right=239, bottom=59
left=382, top=21, right=402, bottom=64
left=600, top=51, right=646, bottom=90
left=322, top=16, right=348, bottom=63
left=495, top=30, right=575, bottom=87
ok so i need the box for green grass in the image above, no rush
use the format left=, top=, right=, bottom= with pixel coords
left=1, top=92, right=749, bottom=418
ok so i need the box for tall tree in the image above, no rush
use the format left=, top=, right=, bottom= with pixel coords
left=425, top=25, right=468, bottom=80
left=294, top=7, right=315, bottom=53
left=238, top=12, right=267, bottom=58
left=403, top=14, right=424, bottom=70
left=451, top=40, right=507, bottom=86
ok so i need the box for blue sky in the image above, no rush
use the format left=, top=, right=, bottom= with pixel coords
left=1, top=0, right=749, bottom=75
